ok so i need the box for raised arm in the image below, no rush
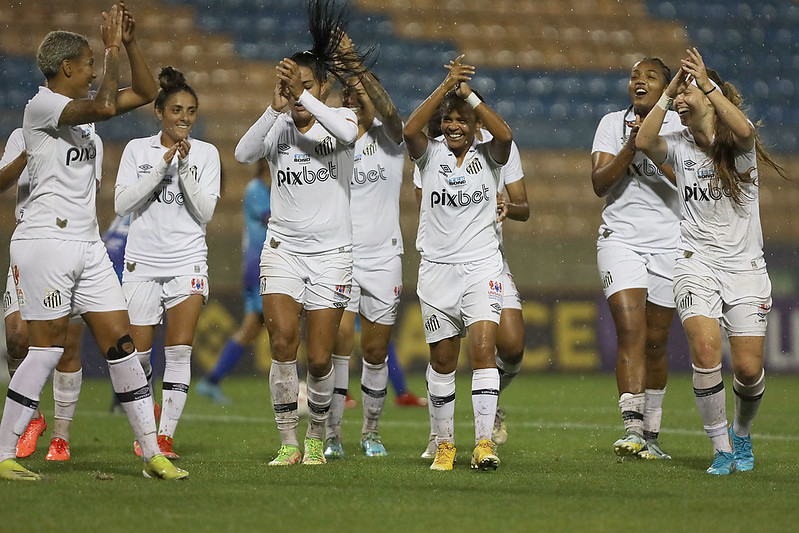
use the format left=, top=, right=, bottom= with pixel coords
left=235, top=81, right=289, bottom=164
left=637, top=68, right=688, bottom=165
left=114, top=0, right=158, bottom=114
left=591, top=115, right=639, bottom=197
left=403, top=55, right=475, bottom=160
left=458, top=82, right=512, bottom=165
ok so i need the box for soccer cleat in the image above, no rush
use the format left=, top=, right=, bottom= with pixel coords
left=268, top=444, right=301, bottom=466
left=638, top=439, right=672, bottom=460
left=729, top=423, right=754, bottom=472
left=142, top=454, right=189, bottom=480
left=430, top=442, right=457, bottom=471
left=613, top=431, right=646, bottom=457
left=0, top=458, right=41, bottom=481
left=345, top=395, right=357, bottom=409
left=395, top=391, right=427, bottom=407
left=706, top=451, right=736, bottom=475
left=302, top=438, right=327, bottom=465
left=471, top=439, right=500, bottom=471
left=46, top=438, right=71, bottom=461
left=196, top=379, right=232, bottom=405
left=323, top=435, right=345, bottom=459
left=360, top=432, right=388, bottom=457
left=16, top=412, right=46, bottom=458
left=157, top=435, right=180, bottom=460
left=421, top=433, right=437, bottom=459
left=492, top=407, right=508, bottom=445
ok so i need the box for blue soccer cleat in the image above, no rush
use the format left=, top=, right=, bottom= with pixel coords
left=360, top=432, right=387, bottom=457
left=728, top=423, right=754, bottom=472
left=706, top=451, right=736, bottom=475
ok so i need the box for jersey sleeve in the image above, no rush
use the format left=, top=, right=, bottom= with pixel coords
left=94, top=134, right=104, bottom=186
left=28, top=91, right=70, bottom=133
left=499, top=141, right=523, bottom=185
left=115, top=140, right=140, bottom=189
left=198, top=143, right=222, bottom=198
left=0, top=128, right=25, bottom=167
left=591, top=112, right=620, bottom=156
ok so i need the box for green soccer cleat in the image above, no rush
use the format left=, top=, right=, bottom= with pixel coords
left=324, top=435, right=345, bottom=459
left=302, top=438, right=326, bottom=465
left=638, top=439, right=672, bottom=460
left=471, top=439, right=500, bottom=471
left=360, top=432, right=387, bottom=457
left=706, top=451, right=736, bottom=475
left=0, top=458, right=41, bottom=481
left=492, top=407, right=508, bottom=446
left=268, top=444, right=302, bottom=466
left=729, top=423, right=754, bottom=472
left=613, top=431, right=645, bottom=457
left=142, top=454, right=189, bottom=480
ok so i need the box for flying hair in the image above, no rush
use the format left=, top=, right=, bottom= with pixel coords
left=292, top=0, right=375, bottom=85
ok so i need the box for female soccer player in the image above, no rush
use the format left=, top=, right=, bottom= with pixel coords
left=115, top=66, right=221, bottom=460
left=591, top=58, right=682, bottom=459
left=403, top=56, right=512, bottom=471
left=0, top=2, right=186, bottom=481
left=636, top=47, right=786, bottom=475
left=234, top=0, right=370, bottom=466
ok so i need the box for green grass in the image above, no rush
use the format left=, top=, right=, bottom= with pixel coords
left=2, top=373, right=798, bottom=532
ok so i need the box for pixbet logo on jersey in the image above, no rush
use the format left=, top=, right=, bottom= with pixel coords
left=65, top=144, right=97, bottom=166
left=627, top=157, right=665, bottom=178
left=430, top=183, right=490, bottom=208
left=276, top=160, right=337, bottom=187
left=352, top=164, right=387, bottom=185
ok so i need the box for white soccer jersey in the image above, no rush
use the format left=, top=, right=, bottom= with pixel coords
left=0, top=128, right=28, bottom=222
left=262, top=112, right=356, bottom=255
left=116, top=134, right=221, bottom=280
left=413, top=131, right=522, bottom=255
left=415, top=138, right=502, bottom=263
left=592, top=108, right=683, bottom=252
left=351, top=118, right=405, bottom=259
left=15, top=87, right=102, bottom=241
left=663, top=128, right=764, bottom=271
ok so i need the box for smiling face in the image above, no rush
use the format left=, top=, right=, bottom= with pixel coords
left=342, top=80, right=374, bottom=131
left=290, top=65, right=325, bottom=125
left=627, top=60, right=668, bottom=116
left=156, top=90, right=198, bottom=146
left=440, top=101, right=477, bottom=155
left=67, top=45, right=95, bottom=98
left=673, top=83, right=713, bottom=128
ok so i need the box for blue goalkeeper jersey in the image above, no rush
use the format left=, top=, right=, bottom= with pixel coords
left=242, top=177, right=271, bottom=289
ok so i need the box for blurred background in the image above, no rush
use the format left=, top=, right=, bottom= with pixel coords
left=1, top=0, right=798, bottom=377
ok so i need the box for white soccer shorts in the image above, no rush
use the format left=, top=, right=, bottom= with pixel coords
left=501, top=259, right=522, bottom=311
left=597, top=242, right=677, bottom=308
left=346, top=254, right=402, bottom=325
left=123, top=275, right=209, bottom=326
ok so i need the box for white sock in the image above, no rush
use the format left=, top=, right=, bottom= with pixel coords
left=693, top=364, right=731, bottom=453
left=733, top=369, right=765, bottom=437
left=269, top=360, right=299, bottom=447
left=495, top=353, right=521, bottom=394
left=427, top=365, right=456, bottom=445
left=426, top=365, right=435, bottom=440
left=643, top=388, right=666, bottom=441
left=52, top=368, right=82, bottom=442
left=325, top=354, right=349, bottom=439
left=361, top=359, right=388, bottom=434
left=472, top=367, right=499, bottom=443
left=136, top=349, right=154, bottom=396
left=0, top=347, right=63, bottom=461
left=108, top=352, right=159, bottom=460
left=305, top=367, right=334, bottom=440
left=619, top=392, right=645, bottom=436
left=159, top=345, right=192, bottom=438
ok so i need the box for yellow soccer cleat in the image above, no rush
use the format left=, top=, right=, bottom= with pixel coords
left=0, top=458, right=41, bottom=481
left=302, top=438, right=327, bottom=465
left=142, top=454, right=189, bottom=480
left=470, top=439, right=500, bottom=471
left=268, top=444, right=302, bottom=466
left=430, top=442, right=456, bottom=471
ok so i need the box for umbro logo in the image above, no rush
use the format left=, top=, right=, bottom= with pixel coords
left=138, top=163, right=153, bottom=171
left=278, top=143, right=290, bottom=155
left=684, top=159, right=696, bottom=170
left=440, top=165, right=452, bottom=173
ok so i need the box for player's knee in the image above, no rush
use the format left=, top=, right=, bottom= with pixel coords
left=5, top=332, right=28, bottom=360
left=106, top=334, right=135, bottom=361
left=497, top=346, right=524, bottom=366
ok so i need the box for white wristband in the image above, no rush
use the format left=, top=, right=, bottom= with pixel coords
left=656, top=92, right=674, bottom=111
left=464, top=92, right=482, bottom=109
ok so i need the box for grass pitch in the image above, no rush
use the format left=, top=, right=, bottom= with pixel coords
left=1, top=373, right=797, bottom=532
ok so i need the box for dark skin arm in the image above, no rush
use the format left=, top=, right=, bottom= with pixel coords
left=591, top=115, right=639, bottom=197
left=497, top=179, right=529, bottom=222
left=0, top=151, right=26, bottom=193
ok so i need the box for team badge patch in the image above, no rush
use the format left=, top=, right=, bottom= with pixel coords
left=424, top=313, right=440, bottom=332
left=43, top=289, right=62, bottom=309
left=315, top=137, right=334, bottom=156
left=465, top=158, right=483, bottom=175
left=190, top=278, right=205, bottom=294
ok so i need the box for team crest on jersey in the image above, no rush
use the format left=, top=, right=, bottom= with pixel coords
left=465, top=158, right=483, bottom=175
left=190, top=278, right=205, bottom=293
left=294, top=154, right=311, bottom=164
left=362, top=142, right=377, bottom=156
left=601, top=270, right=613, bottom=289
left=447, top=175, right=467, bottom=187
left=315, top=136, right=334, bottom=156
left=684, top=159, right=696, bottom=170
left=3, top=290, right=12, bottom=312
left=424, top=313, right=440, bottom=332
left=43, top=289, right=62, bottom=309
left=278, top=143, right=290, bottom=155
left=676, top=291, right=693, bottom=311
left=260, top=277, right=268, bottom=294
